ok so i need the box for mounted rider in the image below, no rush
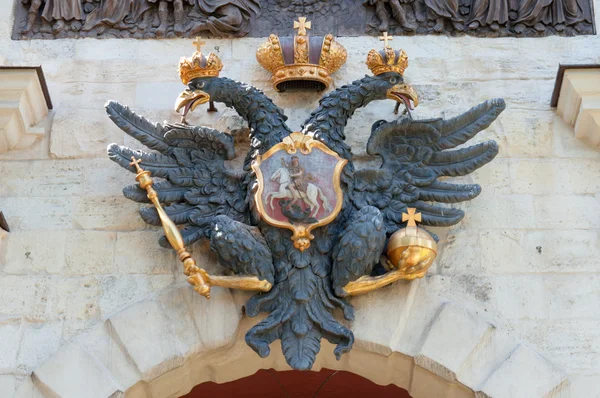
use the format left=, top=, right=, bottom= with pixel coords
left=282, top=156, right=317, bottom=200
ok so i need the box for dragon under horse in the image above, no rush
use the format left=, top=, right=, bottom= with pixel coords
left=107, top=35, right=505, bottom=370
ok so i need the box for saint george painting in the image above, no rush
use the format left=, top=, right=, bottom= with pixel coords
left=252, top=132, right=347, bottom=252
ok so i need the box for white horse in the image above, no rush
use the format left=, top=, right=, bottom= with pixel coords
left=266, top=167, right=332, bottom=218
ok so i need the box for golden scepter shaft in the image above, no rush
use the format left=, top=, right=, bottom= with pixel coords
left=130, top=157, right=211, bottom=298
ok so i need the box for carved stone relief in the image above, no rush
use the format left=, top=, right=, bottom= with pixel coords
left=12, top=0, right=596, bottom=40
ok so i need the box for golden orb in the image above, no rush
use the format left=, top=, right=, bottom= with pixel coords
left=387, top=226, right=437, bottom=280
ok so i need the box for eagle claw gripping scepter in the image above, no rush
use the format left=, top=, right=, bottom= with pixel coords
left=130, top=156, right=212, bottom=298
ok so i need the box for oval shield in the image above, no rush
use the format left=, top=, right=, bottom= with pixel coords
left=252, top=132, right=347, bottom=251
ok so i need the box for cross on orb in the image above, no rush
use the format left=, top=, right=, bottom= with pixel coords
left=130, top=156, right=144, bottom=173
left=192, top=36, right=206, bottom=53
left=402, top=208, right=422, bottom=227
left=294, top=17, right=312, bottom=36
left=379, top=32, right=393, bottom=48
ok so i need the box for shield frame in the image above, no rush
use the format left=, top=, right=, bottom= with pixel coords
left=252, top=132, right=347, bottom=251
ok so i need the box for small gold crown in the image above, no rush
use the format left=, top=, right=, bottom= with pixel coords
left=366, top=33, right=409, bottom=76
left=178, top=37, right=223, bottom=85
left=256, top=17, right=347, bottom=91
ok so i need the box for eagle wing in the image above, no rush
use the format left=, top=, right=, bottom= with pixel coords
left=106, top=101, right=249, bottom=248
left=352, top=98, right=505, bottom=234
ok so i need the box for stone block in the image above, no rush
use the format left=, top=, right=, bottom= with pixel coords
left=0, top=276, right=51, bottom=321
left=415, top=304, right=491, bottom=382
left=108, top=299, right=185, bottom=381
left=65, top=231, right=117, bottom=275
left=98, top=274, right=175, bottom=318
left=480, top=229, right=600, bottom=274
left=135, top=82, right=183, bottom=110
left=456, top=327, right=518, bottom=391
left=1, top=196, right=74, bottom=230
left=77, top=322, right=141, bottom=391
left=492, top=276, right=549, bottom=320
left=499, top=110, right=554, bottom=158
left=13, top=376, right=46, bottom=398
left=156, top=287, right=203, bottom=359
left=114, top=231, right=178, bottom=274
left=0, top=375, right=16, bottom=397
left=478, top=345, right=567, bottom=398
left=351, top=280, right=413, bottom=355
left=47, top=82, right=137, bottom=111
left=462, top=194, right=535, bottom=229
left=0, top=159, right=85, bottom=198
left=534, top=194, right=600, bottom=229
left=17, top=321, right=63, bottom=374
left=73, top=195, right=146, bottom=231
left=3, top=230, right=67, bottom=274
left=46, top=277, right=101, bottom=321
left=34, top=343, right=122, bottom=398
left=553, top=114, right=600, bottom=159
left=545, top=275, right=600, bottom=320
left=390, top=280, right=448, bottom=356
left=436, top=227, right=483, bottom=275
left=509, top=158, right=600, bottom=195
left=49, top=108, right=124, bottom=159
left=0, top=321, right=21, bottom=372
left=182, top=286, right=240, bottom=352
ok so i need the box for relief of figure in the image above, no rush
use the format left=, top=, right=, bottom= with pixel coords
left=363, top=0, right=417, bottom=32
left=513, top=0, right=591, bottom=33
left=150, top=0, right=195, bottom=37
left=82, top=0, right=154, bottom=33
left=467, top=0, right=514, bottom=31
left=421, top=0, right=464, bottom=32
left=42, top=0, right=88, bottom=33
left=189, top=0, right=261, bottom=37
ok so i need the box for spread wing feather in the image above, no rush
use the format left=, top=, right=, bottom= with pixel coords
left=352, top=98, right=505, bottom=232
left=105, top=100, right=248, bottom=248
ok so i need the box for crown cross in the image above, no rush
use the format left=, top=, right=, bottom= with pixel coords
left=192, top=37, right=206, bottom=53
left=294, top=17, right=311, bottom=36
left=402, top=208, right=422, bottom=227
left=379, top=32, right=393, bottom=48
left=130, top=156, right=144, bottom=173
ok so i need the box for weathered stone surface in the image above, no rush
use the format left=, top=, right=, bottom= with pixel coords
left=77, top=323, right=141, bottom=391
left=478, top=345, right=568, bottom=398
left=0, top=321, right=21, bottom=373
left=3, top=231, right=67, bottom=274
left=480, top=229, right=600, bottom=274
left=415, top=304, right=491, bottom=382
left=534, top=194, right=600, bottom=229
left=1, top=197, right=74, bottom=230
left=462, top=194, right=535, bottom=229
left=34, top=343, right=122, bottom=398
left=50, top=108, right=124, bottom=159
left=114, top=231, right=178, bottom=274
left=98, top=275, right=175, bottom=318
left=73, top=196, right=146, bottom=231
left=16, top=322, right=63, bottom=374
left=65, top=231, right=117, bottom=275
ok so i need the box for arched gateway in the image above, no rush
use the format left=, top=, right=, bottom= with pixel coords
left=25, top=280, right=568, bottom=398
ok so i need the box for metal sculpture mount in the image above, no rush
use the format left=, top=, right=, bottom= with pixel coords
left=106, top=34, right=505, bottom=370
left=13, top=0, right=594, bottom=39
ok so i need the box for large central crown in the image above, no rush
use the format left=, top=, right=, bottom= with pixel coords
left=256, top=17, right=347, bottom=92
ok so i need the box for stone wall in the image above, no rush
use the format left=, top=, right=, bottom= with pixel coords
left=1, top=0, right=600, bottom=396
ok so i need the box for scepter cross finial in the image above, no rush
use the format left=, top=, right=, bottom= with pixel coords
left=379, top=32, right=393, bottom=48
left=294, top=17, right=311, bottom=36
left=130, top=156, right=144, bottom=173
left=402, top=208, right=422, bottom=227
left=192, top=36, right=206, bottom=53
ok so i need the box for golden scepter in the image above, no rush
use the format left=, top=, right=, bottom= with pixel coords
left=130, top=156, right=211, bottom=298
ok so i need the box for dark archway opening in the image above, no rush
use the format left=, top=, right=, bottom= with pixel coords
left=182, top=368, right=413, bottom=397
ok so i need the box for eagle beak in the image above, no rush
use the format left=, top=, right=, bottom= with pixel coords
left=387, top=83, right=419, bottom=111
left=174, top=89, right=211, bottom=117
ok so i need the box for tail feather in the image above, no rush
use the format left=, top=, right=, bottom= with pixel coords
left=245, top=270, right=354, bottom=370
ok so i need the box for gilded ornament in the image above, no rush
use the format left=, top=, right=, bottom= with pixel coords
left=256, top=17, right=347, bottom=91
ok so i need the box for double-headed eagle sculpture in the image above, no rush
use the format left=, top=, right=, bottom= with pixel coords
left=106, top=25, right=504, bottom=370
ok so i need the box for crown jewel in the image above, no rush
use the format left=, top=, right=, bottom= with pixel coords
left=256, top=17, right=347, bottom=91
left=366, top=33, right=409, bottom=76
left=178, top=37, right=223, bottom=85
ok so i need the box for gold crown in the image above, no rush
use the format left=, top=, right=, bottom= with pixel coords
left=366, top=33, right=409, bottom=76
left=178, top=38, right=223, bottom=85
left=256, top=17, right=347, bottom=91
